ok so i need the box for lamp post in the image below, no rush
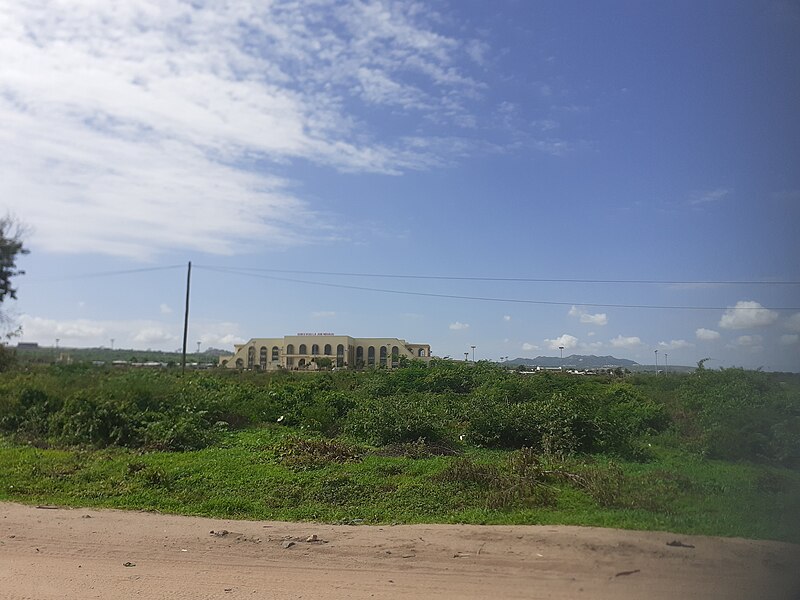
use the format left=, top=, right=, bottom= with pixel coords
left=464, top=352, right=469, bottom=362
left=664, top=353, right=669, bottom=375
left=471, top=345, right=476, bottom=362
left=654, top=349, right=658, bottom=375
left=559, top=345, right=564, bottom=371
left=110, top=338, right=114, bottom=351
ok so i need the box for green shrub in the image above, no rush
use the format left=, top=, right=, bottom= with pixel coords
left=344, top=392, right=453, bottom=445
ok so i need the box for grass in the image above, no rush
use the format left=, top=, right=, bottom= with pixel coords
left=1, top=428, right=798, bottom=543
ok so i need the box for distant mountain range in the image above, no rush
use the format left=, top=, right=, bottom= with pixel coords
left=501, top=354, right=638, bottom=368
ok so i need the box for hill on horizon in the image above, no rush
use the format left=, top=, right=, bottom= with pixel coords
left=502, top=354, right=639, bottom=369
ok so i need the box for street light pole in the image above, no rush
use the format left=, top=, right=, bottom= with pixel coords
left=654, top=349, right=658, bottom=375
left=559, top=345, right=564, bottom=371
left=471, top=345, right=476, bottom=362
left=464, top=352, right=469, bottom=362
left=664, top=353, right=669, bottom=375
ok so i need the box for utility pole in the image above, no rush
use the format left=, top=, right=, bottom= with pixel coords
left=181, top=261, right=192, bottom=374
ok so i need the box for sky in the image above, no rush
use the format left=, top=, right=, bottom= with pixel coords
left=2, top=0, right=799, bottom=371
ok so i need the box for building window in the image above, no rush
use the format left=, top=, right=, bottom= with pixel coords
left=312, top=344, right=319, bottom=356
left=379, top=346, right=387, bottom=367
left=356, top=346, right=364, bottom=367
left=368, top=346, right=375, bottom=366
left=391, top=346, right=399, bottom=367
left=336, top=344, right=345, bottom=367
left=299, top=344, right=307, bottom=355
left=259, top=346, right=267, bottom=369
left=247, top=346, right=255, bottom=368
left=271, top=346, right=279, bottom=361
left=287, top=344, right=295, bottom=355
left=324, top=344, right=332, bottom=356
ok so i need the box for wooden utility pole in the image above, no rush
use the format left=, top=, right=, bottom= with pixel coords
left=181, top=261, right=192, bottom=374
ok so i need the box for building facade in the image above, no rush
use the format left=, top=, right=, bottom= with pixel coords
left=219, top=334, right=431, bottom=370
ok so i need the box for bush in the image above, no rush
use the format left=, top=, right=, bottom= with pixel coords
left=673, top=369, right=800, bottom=466
left=344, top=392, right=453, bottom=446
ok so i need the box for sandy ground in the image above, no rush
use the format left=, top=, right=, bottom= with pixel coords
left=1, top=502, right=798, bottom=600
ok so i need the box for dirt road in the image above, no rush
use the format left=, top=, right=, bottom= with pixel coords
left=1, top=502, right=798, bottom=599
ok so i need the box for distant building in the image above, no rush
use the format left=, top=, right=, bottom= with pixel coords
left=16, top=342, right=39, bottom=349
left=220, top=334, right=431, bottom=370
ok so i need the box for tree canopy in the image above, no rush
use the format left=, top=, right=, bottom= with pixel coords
left=0, top=216, right=28, bottom=305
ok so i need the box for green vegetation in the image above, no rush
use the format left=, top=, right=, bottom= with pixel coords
left=0, top=361, right=798, bottom=542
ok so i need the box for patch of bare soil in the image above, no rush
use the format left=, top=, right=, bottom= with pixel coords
left=1, top=502, right=798, bottom=599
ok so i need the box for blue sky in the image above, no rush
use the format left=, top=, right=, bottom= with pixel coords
left=2, top=0, right=799, bottom=370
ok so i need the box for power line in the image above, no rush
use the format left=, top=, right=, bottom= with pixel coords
left=194, top=265, right=800, bottom=286
left=26, top=265, right=185, bottom=282
left=195, top=265, right=800, bottom=311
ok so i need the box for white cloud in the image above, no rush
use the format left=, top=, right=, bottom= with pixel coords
left=20, top=316, right=105, bottom=341
left=521, top=342, right=538, bottom=351
left=731, top=335, right=764, bottom=352
left=658, top=339, right=693, bottom=350
left=689, top=188, right=730, bottom=205
left=159, top=303, right=173, bottom=315
left=133, top=327, right=177, bottom=345
left=695, top=328, right=720, bottom=341
left=719, top=301, right=778, bottom=330
left=311, top=311, right=336, bottom=318
left=609, top=335, right=642, bottom=349
left=449, top=321, right=470, bottom=331
left=568, top=306, right=608, bottom=326
left=785, top=312, right=800, bottom=333
left=780, top=334, right=799, bottom=346
left=503, top=315, right=512, bottom=322
left=0, top=1, right=490, bottom=259
left=544, top=334, right=578, bottom=351
left=19, top=314, right=244, bottom=351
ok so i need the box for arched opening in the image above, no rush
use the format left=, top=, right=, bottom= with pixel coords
left=336, top=344, right=345, bottom=367
left=367, top=346, right=375, bottom=366
left=235, top=358, right=244, bottom=369
left=311, top=344, right=319, bottom=356
left=259, top=346, right=267, bottom=370
left=298, top=358, right=306, bottom=368
left=379, top=346, right=387, bottom=367
left=247, top=346, right=255, bottom=369
left=299, top=344, right=307, bottom=355
left=391, top=346, right=399, bottom=368
left=324, top=344, right=332, bottom=356
left=356, top=346, right=364, bottom=368
left=271, top=346, right=279, bottom=361
left=221, top=359, right=228, bottom=367
left=418, top=348, right=426, bottom=357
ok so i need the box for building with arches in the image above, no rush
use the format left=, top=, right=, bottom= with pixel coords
left=219, top=334, right=431, bottom=370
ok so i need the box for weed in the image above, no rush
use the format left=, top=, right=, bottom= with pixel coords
left=275, top=436, right=363, bottom=470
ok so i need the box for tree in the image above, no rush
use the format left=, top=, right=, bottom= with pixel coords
left=0, top=216, right=29, bottom=306
left=0, top=216, right=28, bottom=370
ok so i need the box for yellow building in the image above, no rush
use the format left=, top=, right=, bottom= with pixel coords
left=220, top=333, right=431, bottom=370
